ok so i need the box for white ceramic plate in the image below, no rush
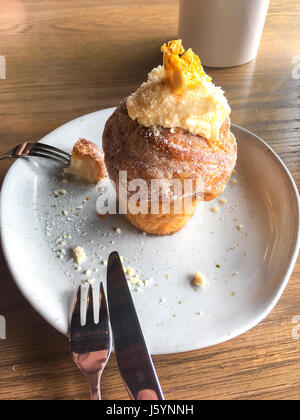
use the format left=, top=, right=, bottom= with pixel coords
left=1, top=108, right=299, bottom=355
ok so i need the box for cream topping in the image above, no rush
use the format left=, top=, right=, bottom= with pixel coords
left=127, top=65, right=230, bottom=143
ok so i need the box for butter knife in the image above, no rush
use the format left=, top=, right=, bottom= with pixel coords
left=107, top=251, right=164, bottom=400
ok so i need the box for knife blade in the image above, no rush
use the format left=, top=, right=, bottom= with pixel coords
left=107, top=251, right=164, bottom=400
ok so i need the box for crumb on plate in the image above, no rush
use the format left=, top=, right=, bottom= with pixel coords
left=193, top=272, right=207, bottom=287
left=210, top=206, right=219, bottom=213
left=73, top=246, right=87, bottom=265
left=126, top=266, right=134, bottom=275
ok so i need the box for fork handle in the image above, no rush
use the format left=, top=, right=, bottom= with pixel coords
left=87, top=372, right=102, bottom=400
left=0, top=152, right=13, bottom=160
left=90, top=388, right=101, bottom=401
left=0, top=144, right=27, bottom=160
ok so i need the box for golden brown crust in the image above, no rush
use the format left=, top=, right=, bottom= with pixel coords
left=124, top=198, right=198, bottom=235
left=65, top=138, right=107, bottom=183
left=102, top=101, right=237, bottom=234
left=103, top=101, right=237, bottom=200
left=72, top=138, right=105, bottom=164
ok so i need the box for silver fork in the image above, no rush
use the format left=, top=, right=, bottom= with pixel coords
left=0, top=142, right=71, bottom=166
left=70, top=283, right=112, bottom=400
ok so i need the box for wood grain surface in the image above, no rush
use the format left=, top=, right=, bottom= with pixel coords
left=0, top=0, right=299, bottom=400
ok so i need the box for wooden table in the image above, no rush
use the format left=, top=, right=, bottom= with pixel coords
left=0, top=0, right=299, bottom=400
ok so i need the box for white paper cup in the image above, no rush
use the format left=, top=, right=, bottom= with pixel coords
left=179, top=0, right=270, bottom=68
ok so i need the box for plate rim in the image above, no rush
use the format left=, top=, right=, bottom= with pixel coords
left=1, top=109, right=299, bottom=354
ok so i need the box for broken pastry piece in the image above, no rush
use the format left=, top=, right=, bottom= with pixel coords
left=64, top=138, right=107, bottom=183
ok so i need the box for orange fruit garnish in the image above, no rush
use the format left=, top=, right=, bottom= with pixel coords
left=161, top=40, right=211, bottom=95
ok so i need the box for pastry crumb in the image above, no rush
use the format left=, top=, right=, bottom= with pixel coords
left=81, top=278, right=94, bottom=286
left=128, top=276, right=138, bottom=285
left=230, top=178, right=238, bottom=185
left=115, top=227, right=122, bottom=234
left=218, top=197, right=227, bottom=205
left=137, top=279, right=144, bottom=287
left=210, top=206, right=219, bottom=213
left=144, top=278, right=153, bottom=287
left=236, top=224, right=244, bottom=230
left=193, top=272, right=207, bottom=288
left=129, top=275, right=143, bottom=287
left=73, top=247, right=87, bottom=265
left=126, top=266, right=134, bottom=276
left=54, top=189, right=67, bottom=197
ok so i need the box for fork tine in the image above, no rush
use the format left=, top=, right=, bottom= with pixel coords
left=99, top=282, right=109, bottom=324
left=70, top=282, right=112, bottom=400
left=30, top=151, right=70, bottom=165
left=32, top=144, right=70, bottom=163
left=34, top=143, right=71, bottom=159
left=86, top=285, right=95, bottom=325
left=71, top=286, right=82, bottom=329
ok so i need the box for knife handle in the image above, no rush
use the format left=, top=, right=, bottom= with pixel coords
left=125, top=384, right=164, bottom=400
left=136, top=389, right=164, bottom=400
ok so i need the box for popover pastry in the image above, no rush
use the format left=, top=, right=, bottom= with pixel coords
left=65, top=138, right=107, bottom=183
left=103, top=40, right=237, bottom=235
